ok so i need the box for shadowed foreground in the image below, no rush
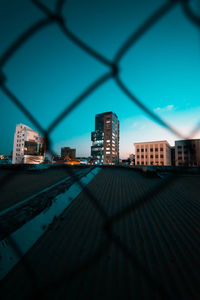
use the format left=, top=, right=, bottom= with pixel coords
left=1, top=168, right=200, bottom=299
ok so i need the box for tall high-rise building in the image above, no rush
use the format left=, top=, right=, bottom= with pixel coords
left=12, top=124, right=45, bottom=164
left=91, top=112, right=119, bottom=165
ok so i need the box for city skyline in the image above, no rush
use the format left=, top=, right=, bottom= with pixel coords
left=1, top=0, right=200, bottom=158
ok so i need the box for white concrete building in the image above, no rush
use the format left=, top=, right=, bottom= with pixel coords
left=134, top=140, right=171, bottom=166
left=12, top=124, right=45, bottom=164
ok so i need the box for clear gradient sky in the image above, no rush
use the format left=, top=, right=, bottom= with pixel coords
left=0, top=0, right=200, bottom=158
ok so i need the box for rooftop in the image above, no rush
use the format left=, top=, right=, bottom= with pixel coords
left=1, top=166, right=200, bottom=299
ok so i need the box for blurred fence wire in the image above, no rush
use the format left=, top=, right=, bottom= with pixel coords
left=0, top=0, right=200, bottom=298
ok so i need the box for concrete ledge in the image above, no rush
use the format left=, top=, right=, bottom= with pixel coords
left=0, top=167, right=100, bottom=280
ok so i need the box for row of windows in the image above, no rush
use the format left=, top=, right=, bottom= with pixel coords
left=137, top=161, right=164, bottom=165
left=137, top=154, right=164, bottom=159
left=177, top=145, right=196, bottom=149
left=177, top=150, right=190, bottom=154
left=17, top=134, right=25, bottom=138
left=178, top=156, right=189, bottom=160
left=136, top=147, right=163, bottom=152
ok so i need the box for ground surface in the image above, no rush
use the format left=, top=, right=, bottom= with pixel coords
left=1, top=168, right=200, bottom=300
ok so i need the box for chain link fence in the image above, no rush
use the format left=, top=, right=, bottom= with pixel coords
left=0, top=0, right=200, bottom=298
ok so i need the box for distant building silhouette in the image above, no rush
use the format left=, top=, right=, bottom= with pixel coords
left=91, top=112, right=119, bottom=165
left=61, top=147, right=76, bottom=159
left=175, top=139, right=200, bottom=166
left=134, top=140, right=171, bottom=166
left=12, top=124, right=45, bottom=164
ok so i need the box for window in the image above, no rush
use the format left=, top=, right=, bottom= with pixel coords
left=141, top=162, right=144, bottom=165
left=106, top=148, right=110, bottom=150
left=150, top=148, right=153, bottom=152
left=137, top=155, right=139, bottom=159
left=178, top=151, right=182, bottom=154
left=141, top=155, right=144, bottom=158
left=106, top=120, right=110, bottom=123
left=155, top=148, right=158, bottom=152
left=106, top=151, right=110, bottom=154
left=178, top=156, right=182, bottom=160
left=141, top=149, right=144, bottom=152
left=145, top=148, right=147, bottom=152
left=137, top=149, right=139, bottom=152
left=155, top=155, right=158, bottom=158
left=160, top=147, right=163, bottom=151
left=177, top=146, right=182, bottom=149
left=150, top=155, right=153, bottom=158
left=160, top=154, right=163, bottom=158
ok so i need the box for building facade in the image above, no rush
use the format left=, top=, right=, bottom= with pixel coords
left=61, top=147, right=76, bottom=159
left=91, top=112, right=119, bottom=165
left=12, top=124, right=45, bottom=164
left=175, top=139, right=200, bottom=166
left=134, top=140, right=171, bottom=166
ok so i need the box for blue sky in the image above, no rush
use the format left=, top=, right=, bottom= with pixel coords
left=0, top=0, right=200, bottom=158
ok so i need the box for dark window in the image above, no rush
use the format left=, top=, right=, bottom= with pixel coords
left=178, top=151, right=182, bottom=154
left=141, top=149, right=144, bottom=152
left=145, top=148, right=147, bottom=152
left=160, top=147, right=163, bottom=151
left=141, top=155, right=144, bottom=158
left=150, top=155, right=153, bottom=158
left=137, top=149, right=139, bottom=152
left=141, top=162, right=144, bottom=165
left=178, top=156, right=182, bottom=160
left=177, top=146, right=182, bottom=149
left=155, top=155, right=158, bottom=158
left=137, top=155, right=139, bottom=159
left=150, top=148, right=153, bottom=152
left=160, top=154, right=163, bottom=158
left=155, top=148, right=158, bottom=152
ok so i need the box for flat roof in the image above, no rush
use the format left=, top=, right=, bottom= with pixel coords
left=175, top=139, right=200, bottom=143
left=134, top=140, right=169, bottom=145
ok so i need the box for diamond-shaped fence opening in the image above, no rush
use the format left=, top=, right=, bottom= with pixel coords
left=0, top=0, right=200, bottom=298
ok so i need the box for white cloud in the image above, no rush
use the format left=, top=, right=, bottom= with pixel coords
left=154, top=104, right=175, bottom=113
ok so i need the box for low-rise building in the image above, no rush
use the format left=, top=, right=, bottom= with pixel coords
left=175, top=139, right=200, bottom=166
left=134, top=140, right=171, bottom=166
left=12, top=124, right=45, bottom=164
left=61, top=147, right=76, bottom=159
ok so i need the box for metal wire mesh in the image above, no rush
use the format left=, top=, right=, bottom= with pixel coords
left=0, top=0, right=200, bottom=298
